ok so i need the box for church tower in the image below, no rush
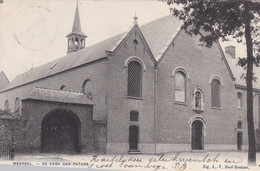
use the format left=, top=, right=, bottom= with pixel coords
left=67, top=2, right=87, bottom=54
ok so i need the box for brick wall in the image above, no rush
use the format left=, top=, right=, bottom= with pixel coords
left=3, top=99, right=107, bottom=154
left=106, top=26, right=156, bottom=153
left=156, top=30, right=237, bottom=149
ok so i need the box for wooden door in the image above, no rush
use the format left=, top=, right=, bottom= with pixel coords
left=129, top=125, right=139, bottom=150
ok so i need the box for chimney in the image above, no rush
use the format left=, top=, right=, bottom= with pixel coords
left=225, top=45, right=236, bottom=59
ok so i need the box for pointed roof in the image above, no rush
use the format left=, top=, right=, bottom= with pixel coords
left=67, top=3, right=86, bottom=37
left=0, top=71, right=10, bottom=91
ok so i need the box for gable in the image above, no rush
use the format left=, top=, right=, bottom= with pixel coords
left=2, top=15, right=182, bottom=92
left=106, top=24, right=156, bottom=65
left=158, top=29, right=235, bottom=83
left=157, top=28, right=235, bottom=82
left=0, top=71, right=10, bottom=91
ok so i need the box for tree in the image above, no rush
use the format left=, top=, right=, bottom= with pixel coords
left=163, top=0, right=260, bottom=165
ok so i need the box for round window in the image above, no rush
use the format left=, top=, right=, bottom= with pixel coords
left=82, top=79, right=92, bottom=97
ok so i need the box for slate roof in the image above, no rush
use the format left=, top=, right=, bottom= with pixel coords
left=23, top=87, right=93, bottom=105
left=225, top=55, right=260, bottom=89
left=1, top=15, right=181, bottom=92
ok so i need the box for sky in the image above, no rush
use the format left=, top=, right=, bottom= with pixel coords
left=0, top=0, right=246, bottom=81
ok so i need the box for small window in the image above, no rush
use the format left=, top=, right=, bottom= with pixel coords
left=237, top=92, right=243, bottom=108
left=127, top=61, right=142, bottom=98
left=14, top=98, right=20, bottom=112
left=133, top=39, right=138, bottom=47
left=4, top=100, right=9, bottom=111
left=174, top=71, right=186, bottom=103
left=130, top=111, right=139, bottom=122
left=211, top=79, right=221, bottom=108
left=237, top=121, right=242, bottom=129
left=60, top=85, right=67, bottom=91
left=82, top=79, right=93, bottom=99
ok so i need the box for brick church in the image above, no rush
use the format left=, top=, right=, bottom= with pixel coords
left=0, top=4, right=259, bottom=154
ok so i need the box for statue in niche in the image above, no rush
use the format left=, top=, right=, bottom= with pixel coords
left=195, top=91, right=202, bottom=109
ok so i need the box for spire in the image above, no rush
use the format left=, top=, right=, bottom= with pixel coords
left=68, top=1, right=86, bottom=37
left=72, top=2, right=82, bottom=34
left=133, top=12, right=138, bottom=25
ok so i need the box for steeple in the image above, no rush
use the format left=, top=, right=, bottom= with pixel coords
left=67, top=2, right=87, bottom=54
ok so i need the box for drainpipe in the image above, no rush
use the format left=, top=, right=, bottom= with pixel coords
left=154, top=64, right=158, bottom=154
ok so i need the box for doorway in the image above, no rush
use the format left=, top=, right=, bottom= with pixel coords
left=41, top=109, right=81, bottom=154
left=129, top=125, right=139, bottom=151
left=237, top=132, right=243, bottom=150
left=191, top=120, right=204, bottom=150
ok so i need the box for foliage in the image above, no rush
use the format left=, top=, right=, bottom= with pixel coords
left=163, top=0, right=260, bottom=67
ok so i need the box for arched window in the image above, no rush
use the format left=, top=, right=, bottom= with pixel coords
left=211, top=79, right=221, bottom=108
left=60, top=85, right=67, bottom=91
left=237, top=121, right=242, bottom=129
left=14, top=98, right=20, bottom=112
left=81, top=39, right=84, bottom=47
left=75, top=37, right=79, bottom=46
left=133, top=39, right=138, bottom=46
left=82, top=79, right=93, bottom=99
left=192, top=89, right=204, bottom=111
left=127, top=61, right=142, bottom=98
left=237, top=92, right=243, bottom=108
left=174, top=71, right=186, bottom=102
left=4, top=100, right=9, bottom=111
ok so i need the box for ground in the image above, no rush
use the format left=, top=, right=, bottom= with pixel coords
left=1, top=151, right=260, bottom=171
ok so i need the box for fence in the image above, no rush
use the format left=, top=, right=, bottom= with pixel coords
left=0, top=145, right=15, bottom=160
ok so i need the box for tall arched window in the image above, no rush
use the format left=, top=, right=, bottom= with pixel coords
left=174, top=71, right=186, bottom=102
left=211, top=79, right=221, bottom=108
left=4, top=100, right=9, bottom=111
left=127, top=61, right=142, bottom=98
left=14, top=98, right=20, bottom=112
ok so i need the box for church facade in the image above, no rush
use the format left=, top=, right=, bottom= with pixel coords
left=0, top=5, right=259, bottom=154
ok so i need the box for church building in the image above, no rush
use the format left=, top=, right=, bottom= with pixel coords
left=0, top=4, right=259, bottom=154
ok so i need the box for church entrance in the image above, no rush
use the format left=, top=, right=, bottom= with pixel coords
left=129, top=125, right=139, bottom=151
left=191, top=120, right=204, bottom=150
left=41, top=109, right=81, bottom=154
left=237, top=132, right=243, bottom=150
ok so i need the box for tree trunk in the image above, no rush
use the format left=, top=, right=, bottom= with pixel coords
left=244, top=1, right=256, bottom=166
